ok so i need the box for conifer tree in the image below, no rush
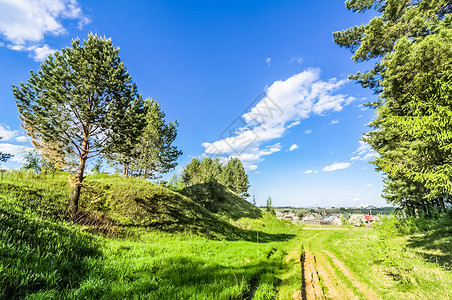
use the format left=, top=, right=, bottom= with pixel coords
left=334, top=0, right=452, bottom=212
left=14, top=34, right=144, bottom=217
left=132, top=98, right=182, bottom=178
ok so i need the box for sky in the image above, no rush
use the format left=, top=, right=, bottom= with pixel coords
left=0, top=0, right=387, bottom=208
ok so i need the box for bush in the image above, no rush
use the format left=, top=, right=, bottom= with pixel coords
left=348, top=214, right=363, bottom=227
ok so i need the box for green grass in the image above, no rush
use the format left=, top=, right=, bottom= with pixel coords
left=299, top=225, right=452, bottom=299
left=1, top=170, right=451, bottom=299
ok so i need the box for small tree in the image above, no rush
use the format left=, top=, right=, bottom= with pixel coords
left=168, top=173, right=184, bottom=190
left=92, top=158, right=103, bottom=174
left=22, top=149, right=42, bottom=173
left=266, top=196, right=274, bottom=214
left=220, top=157, right=250, bottom=198
left=0, top=137, right=13, bottom=162
left=14, top=34, right=144, bottom=217
left=131, top=98, right=182, bottom=179
left=252, top=195, right=256, bottom=206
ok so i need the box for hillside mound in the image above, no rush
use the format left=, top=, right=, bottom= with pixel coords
left=182, top=181, right=261, bottom=220
left=0, top=172, right=256, bottom=240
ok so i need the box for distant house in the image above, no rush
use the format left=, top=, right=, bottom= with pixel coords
left=363, top=214, right=374, bottom=226
left=283, top=212, right=296, bottom=220
left=331, top=218, right=342, bottom=225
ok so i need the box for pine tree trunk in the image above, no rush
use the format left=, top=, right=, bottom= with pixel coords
left=69, top=140, right=88, bottom=219
left=69, top=154, right=87, bottom=219
left=123, top=163, right=127, bottom=177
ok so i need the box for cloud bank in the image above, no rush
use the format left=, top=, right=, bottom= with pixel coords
left=0, top=0, right=90, bottom=61
left=202, top=69, right=354, bottom=170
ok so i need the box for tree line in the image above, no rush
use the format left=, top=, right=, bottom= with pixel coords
left=181, top=157, right=250, bottom=198
left=334, top=0, right=452, bottom=215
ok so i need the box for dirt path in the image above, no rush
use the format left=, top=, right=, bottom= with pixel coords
left=285, top=247, right=381, bottom=300
left=322, top=250, right=381, bottom=300
left=303, top=227, right=349, bottom=231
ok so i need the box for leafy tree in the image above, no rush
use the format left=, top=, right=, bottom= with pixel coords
left=168, top=173, right=184, bottom=190
left=0, top=137, right=13, bottom=162
left=22, top=149, right=42, bottom=173
left=92, top=158, right=104, bottom=174
left=334, top=0, right=452, bottom=213
left=131, top=98, right=182, bottom=179
left=181, top=156, right=250, bottom=198
left=220, top=157, right=250, bottom=197
left=199, top=157, right=222, bottom=182
left=252, top=195, right=256, bottom=206
left=14, top=34, right=144, bottom=217
left=334, top=0, right=452, bottom=93
left=266, top=196, right=274, bottom=214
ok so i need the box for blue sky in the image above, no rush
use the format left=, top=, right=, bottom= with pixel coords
left=0, top=0, right=386, bottom=207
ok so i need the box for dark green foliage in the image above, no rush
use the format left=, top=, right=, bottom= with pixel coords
left=22, top=149, right=42, bottom=173
left=181, top=157, right=250, bottom=198
left=0, top=137, right=12, bottom=163
left=132, top=98, right=182, bottom=178
left=13, top=34, right=144, bottom=216
left=335, top=0, right=452, bottom=213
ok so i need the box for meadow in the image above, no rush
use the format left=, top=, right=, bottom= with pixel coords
left=1, top=171, right=451, bottom=299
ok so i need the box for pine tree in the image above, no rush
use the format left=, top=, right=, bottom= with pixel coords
left=131, top=98, right=182, bottom=179
left=181, top=158, right=202, bottom=186
left=14, top=34, right=144, bottom=217
left=334, top=0, right=452, bottom=212
left=221, top=157, right=250, bottom=197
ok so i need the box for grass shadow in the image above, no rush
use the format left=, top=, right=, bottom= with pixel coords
left=132, top=196, right=294, bottom=242
left=0, top=208, right=101, bottom=299
left=405, top=217, right=452, bottom=269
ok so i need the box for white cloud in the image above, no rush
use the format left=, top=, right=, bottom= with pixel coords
left=0, top=143, right=32, bottom=163
left=202, top=69, right=353, bottom=170
left=289, top=144, right=298, bottom=151
left=304, top=129, right=312, bottom=134
left=330, top=119, right=339, bottom=125
left=266, top=57, right=271, bottom=66
left=350, top=140, right=378, bottom=161
left=0, top=0, right=89, bottom=61
left=31, top=44, right=56, bottom=61
left=303, top=170, right=317, bottom=174
left=289, top=56, right=303, bottom=64
left=15, top=135, right=31, bottom=142
left=322, top=162, right=351, bottom=172
left=348, top=193, right=360, bottom=197
left=366, top=184, right=373, bottom=187
left=0, top=125, right=18, bottom=141
left=287, top=121, right=300, bottom=128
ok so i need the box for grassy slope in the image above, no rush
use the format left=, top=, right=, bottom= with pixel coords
left=0, top=172, right=262, bottom=240
left=1, top=171, right=452, bottom=299
left=296, top=225, right=452, bottom=299
left=0, top=171, right=300, bottom=299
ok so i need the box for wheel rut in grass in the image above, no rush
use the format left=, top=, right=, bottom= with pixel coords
left=291, top=247, right=381, bottom=299
left=322, top=250, right=381, bottom=300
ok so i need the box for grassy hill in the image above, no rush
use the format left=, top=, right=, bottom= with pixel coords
left=1, top=171, right=451, bottom=299
left=0, top=172, right=261, bottom=240
left=181, top=181, right=261, bottom=220
left=0, top=171, right=297, bottom=299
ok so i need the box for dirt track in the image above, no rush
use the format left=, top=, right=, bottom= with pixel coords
left=289, top=248, right=381, bottom=300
